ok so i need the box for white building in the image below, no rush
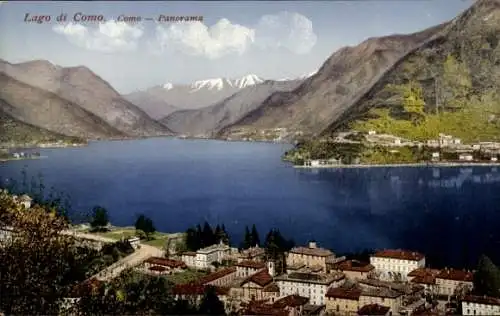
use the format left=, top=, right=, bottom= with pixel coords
left=127, top=237, right=140, bottom=249
left=462, top=295, right=500, bottom=316
left=459, top=154, right=474, bottom=161
left=195, top=241, right=230, bottom=269
left=275, top=271, right=345, bottom=306
left=370, top=249, right=425, bottom=281
left=181, top=252, right=196, bottom=268
left=435, top=269, right=474, bottom=296
left=492, top=157, right=498, bottom=162
left=368, top=131, right=377, bottom=135
left=431, top=152, right=440, bottom=161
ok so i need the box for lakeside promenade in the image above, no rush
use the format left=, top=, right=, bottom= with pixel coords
left=294, top=162, right=500, bottom=169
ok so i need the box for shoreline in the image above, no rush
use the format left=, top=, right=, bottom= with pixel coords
left=0, top=156, right=47, bottom=163
left=294, top=162, right=500, bottom=169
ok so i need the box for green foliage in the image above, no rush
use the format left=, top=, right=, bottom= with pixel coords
left=284, top=140, right=365, bottom=164
left=198, top=286, right=226, bottom=315
left=135, top=214, right=156, bottom=240
left=251, top=224, right=261, bottom=247
left=90, top=206, right=109, bottom=230
left=184, top=222, right=230, bottom=252
left=264, top=228, right=294, bottom=275
left=473, top=255, right=500, bottom=298
left=442, top=54, right=472, bottom=108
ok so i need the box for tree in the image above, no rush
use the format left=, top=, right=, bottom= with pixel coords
left=402, top=81, right=426, bottom=122
left=198, top=286, right=226, bottom=315
left=196, top=224, right=204, bottom=248
left=202, top=221, right=215, bottom=246
left=185, top=227, right=199, bottom=252
left=264, top=229, right=294, bottom=275
left=135, top=214, right=156, bottom=240
left=250, top=224, right=260, bottom=247
left=473, top=255, right=500, bottom=298
left=220, top=224, right=230, bottom=245
left=90, top=206, right=109, bottom=231
left=442, top=54, right=472, bottom=108
left=0, top=195, right=81, bottom=315
left=242, top=226, right=252, bottom=249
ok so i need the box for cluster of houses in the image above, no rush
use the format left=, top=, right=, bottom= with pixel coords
left=122, top=240, right=500, bottom=316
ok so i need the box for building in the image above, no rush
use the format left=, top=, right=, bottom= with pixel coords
left=235, top=260, right=266, bottom=278
left=492, top=157, right=498, bottom=162
left=275, top=271, right=345, bottom=306
left=407, top=268, right=440, bottom=295
left=273, top=295, right=310, bottom=316
left=461, top=295, right=500, bottom=316
left=329, top=260, right=375, bottom=280
left=243, top=294, right=310, bottom=316
left=199, top=267, right=237, bottom=287
left=459, top=154, right=474, bottom=161
left=287, top=241, right=336, bottom=272
left=431, top=152, right=440, bottom=161
left=18, top=195, right=32, bottom=209
left=127, top=237, right=140, bottom=249
left=325, top=287, right=361, bottom=315
left=181, top=251, right=197, bottom=267
left=173, top=283, right=230, bottom=306
left=370, top=249, right=425, bottom=281
left=195, top=241, right=231, bottom=269
left=238, top=245, right=266, bottom=262
left=427, top=140, right=440, bottom=147
left=394, top=138, right=401, bottom=146
left=435, top=268, right=473, bottom=296
left=235, top=269, right=278, bottom=302
left=142, top=257, right=187, bottom=275
left=357, top=303, right=391, bottom=316
left=305, top=159, right=340, bottom=167
left=359, top=288, right=403, bottom=315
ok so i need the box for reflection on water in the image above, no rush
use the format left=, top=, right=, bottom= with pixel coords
left=1, top=139, right=499, bottom=270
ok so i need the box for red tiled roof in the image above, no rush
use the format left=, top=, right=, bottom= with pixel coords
left=262, top=283, right=280, bottom=292
left=244, top=303, right=288, bottom=316
left=408, top=268, right=440, bottom=278
left=242, top=269, right=273, bottom=287
left=290, top=246, right=334, bottom=257
left=372, top=249, right=425, bottom=261
left=199, top=267, right=236, bottom=285
left=333, top=260, right=375, bottom=272
left=411, top=274, right=436, bottom=285
left=273, top=294, right=309, bottom=308
left=149, top=265, right=167, bottom=272
left=326, top=287, right=362, bottom=300
left=173, top=284, right=228, bottom=296
left=144, top=257, right=187, bottom=269
left=236, top=260, right=266, bottom=269
left=436, top=269, right=473, bottom=282
left=357, top=303, right=390, bottom=315
left=463, top=295, right=500, bottom=306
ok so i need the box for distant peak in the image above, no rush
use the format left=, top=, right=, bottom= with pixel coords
left=191, top=78, right=230, bottom=91
left=163, top=82, right=173, bottom=90
left=233, top=74, right=264, bottom=88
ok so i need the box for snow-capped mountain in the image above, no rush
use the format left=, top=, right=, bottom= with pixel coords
left=125, top=74, right=266, bottom=118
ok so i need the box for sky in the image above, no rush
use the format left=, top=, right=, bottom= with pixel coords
left=0, top=0, right=474, bottom=94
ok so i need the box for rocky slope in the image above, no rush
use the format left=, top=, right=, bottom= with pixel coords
left=160, top=80, right=303, bottom=136
left=218, top=23, right=447, bottom=139
left=124, top=74, right=266, bottom=119
left=0, top=105, right=84, bottom=146
left=0, top=60, right=172, bottom=137
left=0, top=72, right=126, bottom=140
left=323, top=0, right=500, bottom=140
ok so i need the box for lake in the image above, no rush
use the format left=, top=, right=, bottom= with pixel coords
left=1, top=137, right=499, bottom=269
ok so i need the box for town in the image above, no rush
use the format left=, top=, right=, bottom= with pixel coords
left=291, top=131, right=500, bottom=168
left=2, top=190, right=499, bottom=316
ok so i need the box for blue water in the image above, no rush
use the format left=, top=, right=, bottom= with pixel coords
left=1, top=138, right=499, bottom=268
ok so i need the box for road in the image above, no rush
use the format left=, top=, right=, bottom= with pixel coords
left=62, top=230, right=164, bottom=281
left=90, top=243, right=164, bottom=281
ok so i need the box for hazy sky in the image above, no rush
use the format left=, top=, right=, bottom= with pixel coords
left=0, top=1, right=473, bottom=94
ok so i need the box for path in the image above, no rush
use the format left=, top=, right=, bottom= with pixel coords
left=90, top=243, right=164, bottom=281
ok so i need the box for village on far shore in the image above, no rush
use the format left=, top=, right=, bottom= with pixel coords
left=296, top=131, right=500, bottom=168
left=2, top=191, right=500, bottom=316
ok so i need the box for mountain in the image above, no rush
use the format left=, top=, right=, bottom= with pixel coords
left=160, top=79, right=304, bottom=136
left=322, top=0, right=500, bottom=142
left=0, top=72, right=125, bottom=139
left=0, top=105, right=83, bottom=146
left=217, top=23, right=447, bottom=139
left=0, top=59, right=172, bottom=137
left=124, top=74, right=265, bottom=119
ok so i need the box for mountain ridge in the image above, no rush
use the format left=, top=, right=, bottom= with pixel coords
left=216, top=23, right=449, bottom=139
left=0, top=59, right=172, bottom=137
